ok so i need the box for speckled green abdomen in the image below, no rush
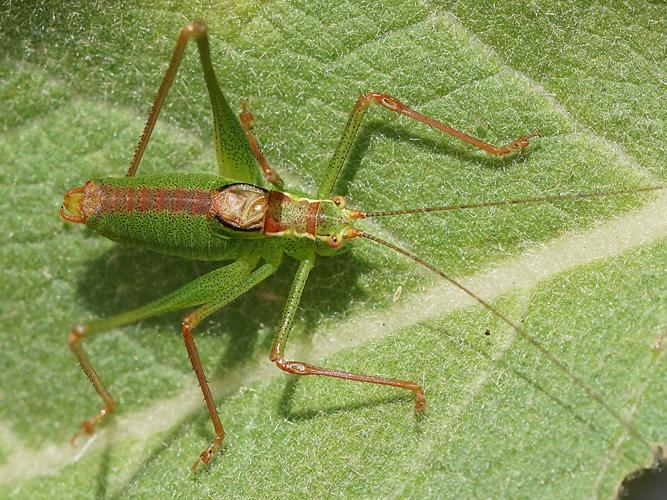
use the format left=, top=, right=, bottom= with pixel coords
left=83, top=173, right=256, bottom=260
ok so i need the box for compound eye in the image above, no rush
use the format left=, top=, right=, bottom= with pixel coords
left=328, top=234, right=343, bottom=249
left=331, top=195, right=346, bottom=209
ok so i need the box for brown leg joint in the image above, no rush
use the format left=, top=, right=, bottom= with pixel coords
left=272, top=357, right=426, bottom=414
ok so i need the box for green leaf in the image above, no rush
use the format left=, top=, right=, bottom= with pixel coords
left=1, top=1, right=665, bottom=497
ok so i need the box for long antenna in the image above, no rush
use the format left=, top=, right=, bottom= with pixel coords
left=357, top=229, right=652, bottom=449
left=358, top=185, right=665, bottom=218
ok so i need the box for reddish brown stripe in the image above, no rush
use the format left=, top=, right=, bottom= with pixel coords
left=148, top=189, right=158, bottom=211
left=93, top=185, right=213, bottom=217
left=305, top=201, right=320, bottom=237
left=111, top=187, right=120, bottom=211
left=139, top=187, right=149, bottom=212
left=118, top=188, right=126, bottom=211
left=181, top=190, right=198, bottom=213
left=173, top=189, right=184, bottom=211
left=100, top=185, right=111, bottom=213
left=192, top=190, right=203, bottom=215
left=182, top=191, right=194, bottom=213
left=263, top=190, right=290, bottom=234
left=154, top=188, right=165, bottom=211
left=125, top=188, right=134, bottom=212
left=190, top=190, right=211, bottom=215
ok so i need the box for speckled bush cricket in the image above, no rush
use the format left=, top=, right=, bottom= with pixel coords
left=60, top=20, right=665, bottom=471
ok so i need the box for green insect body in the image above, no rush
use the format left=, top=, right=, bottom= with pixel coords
left=63, top=173, right=351, bottom=262
left=61, top=20, right=660, bottom=471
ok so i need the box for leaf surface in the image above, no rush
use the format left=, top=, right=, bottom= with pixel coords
left=1, top=1, right=665, bottom=498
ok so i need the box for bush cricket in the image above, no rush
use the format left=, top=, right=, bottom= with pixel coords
left=60, top=20, right=664, bottom=471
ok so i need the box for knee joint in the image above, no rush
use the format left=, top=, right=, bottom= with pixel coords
left=181, top=317, right=193, bottom=338
left=67, top=324, right=86, bottom=346
left=182, top=20, right=207, bottom=39
left=273, top=358, right=307, bottom=374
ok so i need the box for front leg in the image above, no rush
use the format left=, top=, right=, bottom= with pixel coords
left=269, top=258, right=425, bottom=414
left=318, top=92, right=539, bottom=198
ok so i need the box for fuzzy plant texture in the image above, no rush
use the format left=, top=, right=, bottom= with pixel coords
left=1, top=1, right=666, bottom=498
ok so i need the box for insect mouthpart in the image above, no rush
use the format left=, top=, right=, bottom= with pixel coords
left=60, top=185, right=87, bottom=223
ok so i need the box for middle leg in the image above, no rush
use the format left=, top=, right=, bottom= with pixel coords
left=318, top=92, right=539, bottom=197
left=269, top=257, right=425, bottom=413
